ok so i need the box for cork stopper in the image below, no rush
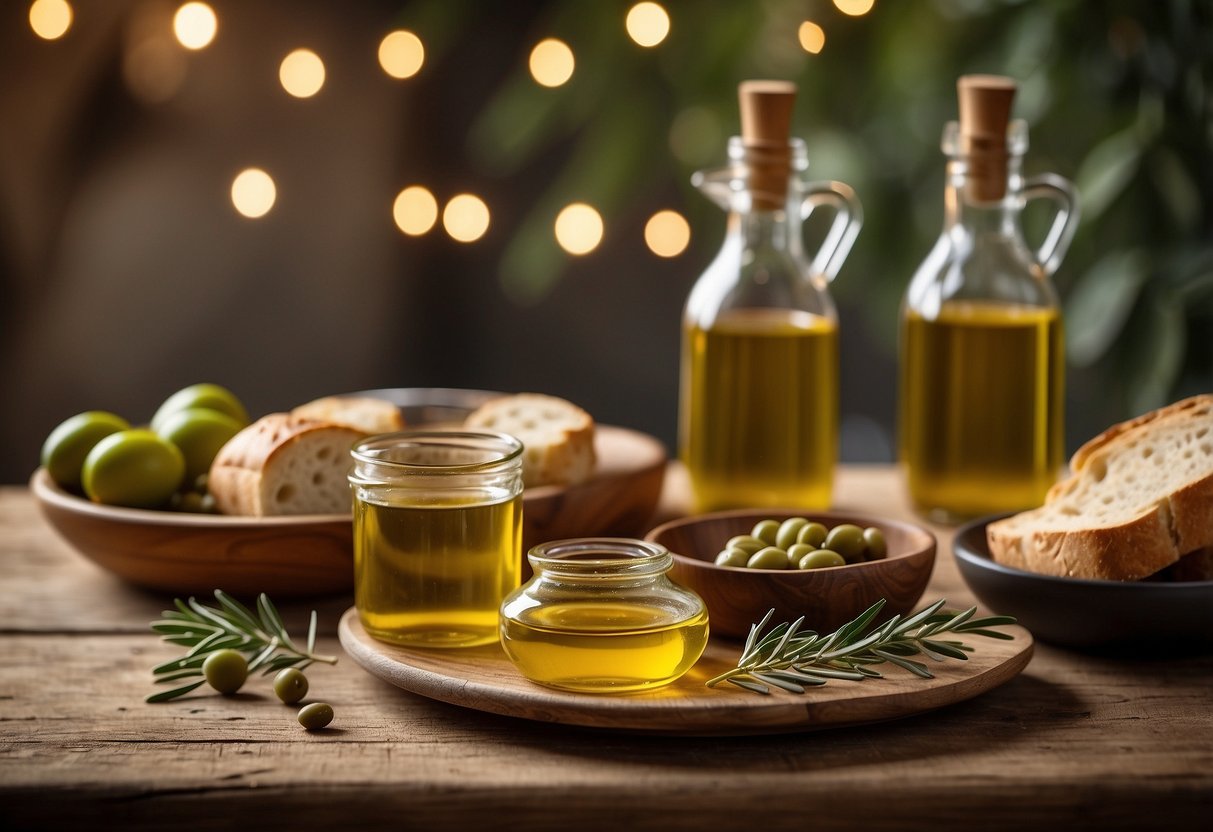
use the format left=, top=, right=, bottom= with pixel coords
left=738, top=80, right=797, bottom=210
left=957, top=75, right=1017, bottom=202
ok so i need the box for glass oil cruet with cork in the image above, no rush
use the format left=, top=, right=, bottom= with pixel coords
left=899, top=75, right=1080, bottom=521
left=680, top=80, right=863, bottom=512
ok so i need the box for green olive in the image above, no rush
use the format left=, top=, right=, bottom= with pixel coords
left=150, top=383, right=249, bottom=432
left=41, top=411, right=131, bottom=490
left=725, top=535, right=767, bottom=555
left=155, top=406, right=243, bottom=482
left=797, top=522, right=829, bottom=548
left=747, top=546, right=789, bottom=570
left=824, top=524, right=867, bottom=563
left=715, top=547, right=751, bottom=567
left=202, top=649, right=248, bottom=695
left=775, top=518, right=809, bottom=550
left=274, top=668, right=309, bottom=704
left=81, top=429, right=185, bottom=508
left=751, top=520, right=781, bottom=546
left=785, top=542, right=814, bottom=567
left=298, top=702, right=334, bottom=731
left=863, top=527, right=888, bottom=560
left=798, top=549, right=847, bottom=570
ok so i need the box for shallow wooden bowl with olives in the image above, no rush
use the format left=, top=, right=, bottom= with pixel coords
left=645, top=510, right=936, bottom=640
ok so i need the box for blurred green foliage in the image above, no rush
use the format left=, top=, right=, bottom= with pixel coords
left=406, top=0, right=1212, bottom=419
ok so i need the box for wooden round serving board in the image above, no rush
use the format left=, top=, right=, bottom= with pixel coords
left=338, top=607, right=1034, bottom=736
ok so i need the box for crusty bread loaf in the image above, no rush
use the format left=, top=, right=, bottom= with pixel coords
left=208, top=414, right=365, bottom=516
left=291, top=395, right=404, bottom=435
left=463, top=393, right=596, bottom=487
left=987, top=395, right=1213, bottom=581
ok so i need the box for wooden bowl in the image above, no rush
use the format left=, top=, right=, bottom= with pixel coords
left=31, top=468, right=351, bottom=597
left=645, top=510, right=936, bottom=640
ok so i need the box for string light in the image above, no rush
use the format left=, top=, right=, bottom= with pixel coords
left=554, top=203, right=604, bottom=255
left=798, top=22, right=825, bottom=54
left=644, top=211, right=690, bottom=257
left=443, top=194, right=490, bottom=242
left=378, top=30, right=424, bottom=79
left=172, top=2, right=217, bottom=50
left=528, top=38, right=574, bottom=88
left=230, top=168, right=276, bottom=219
left=393, top=186, right=438, bottom=236
left=833, top=0, right=875, bottom=16
left=29, top=0, right=72, bottom=41
left=625, top=3, right=669, bottom=48
left=279, top=49, right=325, bottom=98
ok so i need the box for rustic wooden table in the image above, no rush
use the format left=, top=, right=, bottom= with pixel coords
left=2, top=465, right=1210, bottom=831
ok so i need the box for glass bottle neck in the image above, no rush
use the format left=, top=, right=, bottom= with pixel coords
left=729, top=207, right=802, bottom=253
left=943, top=157, right=1023, bottom=236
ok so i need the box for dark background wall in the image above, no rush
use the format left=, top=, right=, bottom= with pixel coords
left=2, top=0, right=1210, bottom=484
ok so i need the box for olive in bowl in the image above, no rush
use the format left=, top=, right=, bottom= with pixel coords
left=645, top=510, right=936, bottom=640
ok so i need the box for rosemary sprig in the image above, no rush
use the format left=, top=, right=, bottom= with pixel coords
left=146, top=590, right=338, bottom=703
left=707, top=599, right=1016, bottom=695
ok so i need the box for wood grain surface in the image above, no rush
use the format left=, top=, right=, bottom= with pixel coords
left=2, top=466, right=1211, bottom=832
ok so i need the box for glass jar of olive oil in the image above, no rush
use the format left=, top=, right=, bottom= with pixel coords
left=499, top=539, right=708, bottom=693
left=350, top=430, right=523, bottom=648
left=900, top=76, right=1079, bottom=521
left=680, top=81, right=862, bottom=512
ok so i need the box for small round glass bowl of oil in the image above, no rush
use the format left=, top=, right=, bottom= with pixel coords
left=498, top=538, right=709, bottom=693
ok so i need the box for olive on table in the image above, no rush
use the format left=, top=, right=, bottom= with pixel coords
left=155, top=406, right=243, bottom=482
left=824, top=524, right=867, bottom=563
left=715, top=547, right=751, bottom=568
left=273, top=668, right=309, bottom=705
left=798, top=549, right=846, bottom=570
left=747, top=546, right=790, bottom=570
left=751, top=520, right=781, bottom=546
left=298, top=702, right=334, bottom=731
left=796, top=522, right=829, bottom=549
left=81, top=429, right=185, bottom=508
left=150, top=383, right=249, bottom=432
left=863, top=527, right=888, bottom=559
left=41, top=411, right=131, bottom=490
left=202, top=649, right=249, bottom=695
left=775, top=517, right=809, bottom=550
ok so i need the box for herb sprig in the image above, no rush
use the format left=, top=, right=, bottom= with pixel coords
left=147, top=590, right=338, bottom=703
left=707, top=599, right=1016, bottom=695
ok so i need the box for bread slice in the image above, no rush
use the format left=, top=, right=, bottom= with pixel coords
left=987, top=395, right=1213, bottom=580
left=208, top=414, right=365, bottom=516
left=463, top=393, right=596, bottom=487
left=291, top=395, right=404, bottom=435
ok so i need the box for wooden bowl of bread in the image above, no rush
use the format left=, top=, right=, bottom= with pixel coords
left=953, top=395, right=1213, bottom=649
left=645, top=510, right=936, bottom=640
left=33, top=388, right=667, bottom=596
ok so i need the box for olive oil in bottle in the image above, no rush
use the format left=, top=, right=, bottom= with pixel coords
left=499, top=601, right=710, bottom=693
left=899, top=76, right=1078, bottom=520
left=682, top=308, right=838, bottom=510
left=901, top=301, right=1063, bottom=517
left=679, top=80, right=861, bottom=512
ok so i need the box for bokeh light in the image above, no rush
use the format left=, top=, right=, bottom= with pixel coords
left=644, top=211, right=691, bottom=257
left=279, top=49, right=325, bottom=98
left=172, top=2, right=217, bottom=50
left=443, top=194, right=490, bottom=242
left=528, top=38, right=575, bottom=88
left=798, top=21, right=825, bottom=54
left=833, top=0, right=875, bottom=16
left=625, top=3, right=670, bottom=47
left=554, top=203, right=604, bottom=255
left=378, top=30, right=425, bottom=79
left=230, top=168, right=276, bottom=219
left=393, top=186, right=438, bottom=236
left=29, top=0, right=72, bottom=41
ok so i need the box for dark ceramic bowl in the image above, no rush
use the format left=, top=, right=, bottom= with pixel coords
left=645, top=509, right=936, bottom=640
left=953, top=515, right=1213, bottom=650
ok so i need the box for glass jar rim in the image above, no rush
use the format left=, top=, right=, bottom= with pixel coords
left=527, top=538, right=672, bottom=577
left=350, top=429, right=523, bottom=474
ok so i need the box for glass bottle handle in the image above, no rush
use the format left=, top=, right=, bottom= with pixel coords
left=800, top=181, right=863, bottom=283
left=1022, top=174, right=1080, bottom=277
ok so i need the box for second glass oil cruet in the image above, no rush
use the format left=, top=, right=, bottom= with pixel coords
left=680, top=80, right=863, bottom=512
left=899, top=75, right=1079, bottom=521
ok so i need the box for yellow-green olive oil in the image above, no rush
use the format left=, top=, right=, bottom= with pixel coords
left=900, top=300, right=1063, bottom=519
left=354, top=492, right=521, bottom=648
left=498, top=601, right=710, bottom=693
left=681, top=307, right=838, bottom=511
